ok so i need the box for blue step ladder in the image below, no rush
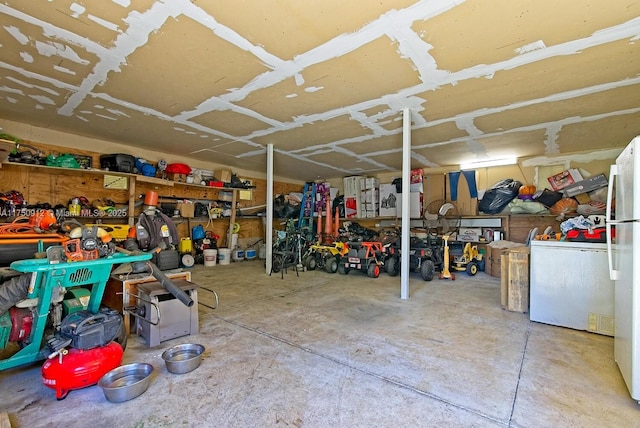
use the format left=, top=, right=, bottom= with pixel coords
left=298, top=182, right=317, bottom=236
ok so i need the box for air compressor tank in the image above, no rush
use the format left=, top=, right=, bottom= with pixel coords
left=41, top=341, right=123, bottom=400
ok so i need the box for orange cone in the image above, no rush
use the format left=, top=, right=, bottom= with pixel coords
left=316, top=210, right=322, bottom=243
left=324, top=198, right=332, bottom=242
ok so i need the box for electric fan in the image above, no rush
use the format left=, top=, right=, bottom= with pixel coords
left=423, top=199, right=461, bottom=234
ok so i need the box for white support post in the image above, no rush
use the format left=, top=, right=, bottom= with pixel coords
left=401, top=108, right=411, bottom=299
left=266, top=144, right=274, bottom=274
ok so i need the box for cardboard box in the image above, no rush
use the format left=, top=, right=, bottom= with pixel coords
left=169, top=172, right=186, bottom=183
left=396, top=192, right=422, bottom=218
left=364, top=178, right=379, bottom=190
left=563, top=173, right=608, bottom=197
left=410, top=168, right=424, bottom=192
left=177, top=202, right=195, bottom=218
left=216, top=169, right=232, bottom=183
left=343, top=176, right=363, bottom=197
left=379, top=183, right=397, bottom=217
left=486, top=246, right=510, bottom=278
left=547, top=168, right=583, bottom=191
left=457, top=228, right=482, bottom=242
left=345, top=197, right=358, bottom=218
left=361, top=189, right=379, bottom=204
left=218, top=191, right=233, bottom=202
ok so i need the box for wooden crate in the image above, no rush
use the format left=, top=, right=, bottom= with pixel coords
left=500, top=247, right=530, bottom=313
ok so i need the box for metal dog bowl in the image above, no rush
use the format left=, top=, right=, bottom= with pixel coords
left=161, top=343, right=205, bottom=374
left=98, top=363, right=154, bottom=403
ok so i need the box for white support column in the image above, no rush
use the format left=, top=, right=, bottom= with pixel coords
left=401, top=108, right=411, bottom=299
left=266, top=144, right=274, bottom=274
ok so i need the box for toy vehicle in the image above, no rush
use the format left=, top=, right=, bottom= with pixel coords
left=338, top=241, right=384, bottom=278
left=383, top=236, right=437, bottom=281
left=452, top=242, right=484, bottom=276
left=302, top=241, right=348, bottom=273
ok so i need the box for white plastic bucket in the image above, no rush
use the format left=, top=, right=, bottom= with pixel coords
left=218, top=248, right=231, bottom=265
left=245, top=248, right=257, bottom=260
left=232, top=248, right=245, bottom=262
left=259, top=244, right=266, bottom=260
left=203, top=249, right=217, bottom=267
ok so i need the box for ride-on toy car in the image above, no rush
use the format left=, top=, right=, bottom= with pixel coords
left=302, top=241, right=347, bottom=273
left=452, top=242, right=484, bottom=276
left=384, top=236, right=437, bottom=281
left=338, top=241, right=384, bottom=278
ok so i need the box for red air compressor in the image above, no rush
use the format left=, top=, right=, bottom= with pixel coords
left=42, top=341, right=123, bottom=400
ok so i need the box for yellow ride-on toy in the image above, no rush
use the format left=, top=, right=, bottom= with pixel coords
left=452, top=242, right=484, bottom=276
left=302, top=241, right=348, bottom=273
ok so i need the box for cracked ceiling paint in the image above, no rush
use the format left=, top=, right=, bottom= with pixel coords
left=0, top=0, right=639, bottom=181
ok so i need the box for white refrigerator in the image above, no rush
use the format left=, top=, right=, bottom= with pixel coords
left=607, top=135, right=640, bottom=401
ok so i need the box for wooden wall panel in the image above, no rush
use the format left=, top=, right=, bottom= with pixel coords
left=0, top=139, right=304, bottom=248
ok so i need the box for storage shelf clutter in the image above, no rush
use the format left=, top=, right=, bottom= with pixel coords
left=0, top=142, right=301, bottom=273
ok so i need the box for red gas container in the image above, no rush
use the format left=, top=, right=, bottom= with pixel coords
left=41, top=341, right=123, bottom=400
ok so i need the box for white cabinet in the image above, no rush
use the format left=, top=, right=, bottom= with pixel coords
left=530, top=240, right=614, bottom=336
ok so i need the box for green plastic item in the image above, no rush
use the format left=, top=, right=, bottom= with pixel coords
left=45, top=153, right=81, bottom=169
left=62, top=287, right=92, bottom=315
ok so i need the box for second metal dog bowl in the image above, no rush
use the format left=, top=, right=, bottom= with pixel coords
left=98, top=363, right=154, bottom=403
left=161, top=343, right=205, bottom=374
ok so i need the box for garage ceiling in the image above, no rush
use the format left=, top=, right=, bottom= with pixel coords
left=0, top=1, right=639, bottom=181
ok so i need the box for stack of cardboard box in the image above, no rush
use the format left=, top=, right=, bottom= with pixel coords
left=395, top=168, right=424, bottom=218
left=361, top=178, right=379, bottom=218
left=343, top=176, right=380, bottom=218
left=343, top=176, right=363, bottom=218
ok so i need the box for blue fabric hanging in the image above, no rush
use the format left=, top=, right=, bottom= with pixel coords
left=448, top=171, right=461, bottom=201
left=448, top=170, right=478, bottom=200
left=462, top=170, right=478, bottom=198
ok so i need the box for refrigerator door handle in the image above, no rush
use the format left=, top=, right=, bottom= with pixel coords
left=607, top=164, right=619, bottom=281
left=606, top=164, right=617, bottom=223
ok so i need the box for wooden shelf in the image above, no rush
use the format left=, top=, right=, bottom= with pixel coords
left=0, top=161, right=242, bottom=233
left=135, top=174, right=174, bottom=186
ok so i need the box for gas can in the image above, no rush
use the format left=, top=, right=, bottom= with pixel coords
left=192, top=225, right=205, bottom=240
left=42, top=341, right=123, bottom=400
left=179, top=237, right=193, bottom=253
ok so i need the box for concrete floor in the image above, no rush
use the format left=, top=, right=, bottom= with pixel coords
left=1, top=260, right=639, bottom=427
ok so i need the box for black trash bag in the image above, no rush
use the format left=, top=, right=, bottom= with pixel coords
left=532, top=189, right=563, bottom=208
left=392, top=177, right=402, bottom=193
left=332, top=195, right=345, bottom=219
left=273, top=195, right=286, bottom=218
left=280, top=203, right=300, bottom=219
left=194, top=202, right=209, bottom=217
left=478, top=179, right=522, bottom=214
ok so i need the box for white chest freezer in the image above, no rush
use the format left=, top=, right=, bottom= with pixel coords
left=529, top=240, right=614, bottom=335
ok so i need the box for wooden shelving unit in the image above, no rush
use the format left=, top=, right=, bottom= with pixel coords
left=0, top=162, right=246, bottom=241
